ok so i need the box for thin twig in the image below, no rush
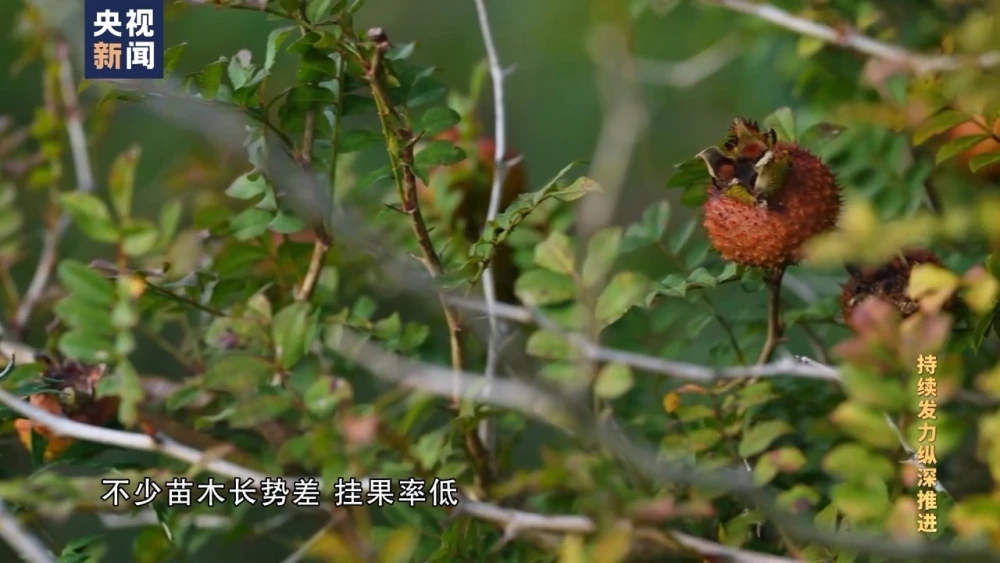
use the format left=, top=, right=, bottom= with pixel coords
left=635, top=34, right=742, bottom=88
left=757, top=268, right=786, bottom=365
left=471, top=0, right=509, bottom=477
left=0, top=499, right=55, bottom=563
left=446, top=296, right=839, bottom=382
left=294, top=109, right=331, bottom=302
left=279, top=524, right=330, bottom=563
left=578, top=23, right=647, bottom=239
left=701, top=0, right=1000, bottom=73
left=14, top=40, right=95, bottom=333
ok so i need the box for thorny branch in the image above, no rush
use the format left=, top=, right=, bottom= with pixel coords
left=14, top=40, right=95, bottom=334
left=358, top=27, right=493, bottom=491
left=471, top=0, right=509, bottom=477
left=701, top=0, right=1000, bottom=73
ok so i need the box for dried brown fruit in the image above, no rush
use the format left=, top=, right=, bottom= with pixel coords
left=697, top=118, right=842, bottom=270
left=14, top=358, right=120, bottom=461
left=840, top=249, right=944, bottom=331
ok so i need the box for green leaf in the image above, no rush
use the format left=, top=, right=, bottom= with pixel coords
left=414, top=140, right=466, bottom=168
left=163, top=43, right=187, bottom=76
left=108, top=360, right=144, bottom=426
left=582, top=227, right=621, bottom=287
left=534, top=231, right=576, bottom=275
left=227, top=51, right=256, bottom=91
left=265, top=27, right=296, bottom=73
left=288, top=85, right=338, bottom=106
left=273, top=302, right=314, bottom=369
left=57, top=260, right=114, bottom=306
left=298, top=49, right=337, bottom=83
left=936, top=134, right=988, bottom=164
left=230, top=207, right=275, bottom=240
left=621, top=200, right=669, bottom=252
left=59, top=535, right=107, bottom=563
left=305, top=0, right=334, bottom=22
left=526, top=329, right=576, bottom=361
left=969, top=151, right=1000, bottom=173
left=415, top=106, right=461, bottom=136
left=268, top=211, right=306, bottom=234
left=121, top=219, right=159, bottom=257
left=203, top=353, right=274, bottom=395
left=226, top=172, right=269, bottom=200
left=158, top=200, right=182, bottom=246
left=378, top=528, right=419, bottom=563
left=687, top=267, right=717, bottom=288
left=595, top=272, right=651, bottom=325
left=60, top=193, right=119, bottom=242
left=822, top=443, right=895, bottom=483
left=799, top=122, right=846, bottom=151
left=462, top=164, right=594, bottom=282
left=108, top=146, right=140, bottom=219
left=687, top=427, right=722, bottom=452
left=196, top=58, right=227, bottom=99
left=54, top=297, right=115, bottom=335
left=764, top=107, right=796, bottom=143
left=514, top=269, right=576, bottom=306
left=227, top=393, right=293, bottom=428
left=738, top=420, right=793, bottom=457
left=912, top=110, right=969, bottom=146
left=830, top=481, right=889, bottom=521
left=303, top=375, right=349, bottom=418
left=58, top=328, right=112, bottom=363
left=830, top=402, right=899, bottom=449
left=386, top=42, right=416, bottom=61
left=339, top=129, right=383, bottom=153
left=666, top=156, right=710, bottom=190
left=406, top=72, right=447, bottom=107
left=341, top=93, right=376, bottom=115
left=594, top=363, right=634, bottom=399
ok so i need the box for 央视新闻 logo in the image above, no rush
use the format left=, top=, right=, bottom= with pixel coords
left=84, top=0, right=164, bottom=79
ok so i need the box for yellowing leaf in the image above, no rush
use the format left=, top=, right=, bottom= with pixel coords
left=738, top=420, right=793, bottom=458
left=595, top=272, right=651, bottom=326
left=592, top=524, right=631, bottom=563
left=907, top=264, right=960, bottom=313
left=662, top=392, right=681, bottom=414
left=912, top=109, right=969, bottom=146
left=306, top=531, right=362, bottom=563
left=830, top=402, right=898, bottom=449
left=535, top=231, right=576, bottom=275
left=963, top=268, right=1000, bottom=314
left=594, top=363, right=634, bottom=399
left=558, top=535, right=586, bottom=563
left=378, top=528, right=419, bottom=563
left=839, top=199, right=878, bottom=240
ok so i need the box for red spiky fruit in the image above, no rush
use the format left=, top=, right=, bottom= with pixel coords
left=698, top=118, right=842, bottom=270
left=840, top=249, right=943, bottom=330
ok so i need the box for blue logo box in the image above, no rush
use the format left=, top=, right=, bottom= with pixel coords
left=84, top=0, right=164, bottom=79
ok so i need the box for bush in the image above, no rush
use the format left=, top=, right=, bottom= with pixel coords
left=1, top=0, right=1000, bottom=562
